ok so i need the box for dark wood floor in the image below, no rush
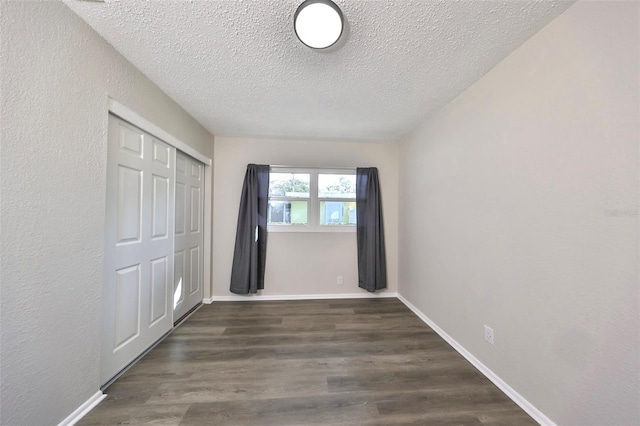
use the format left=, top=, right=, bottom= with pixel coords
left=80, top=298, right=536, bottom=425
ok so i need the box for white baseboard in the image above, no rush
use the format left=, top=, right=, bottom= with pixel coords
left=396, top=294, right=555, bottom=426
left=58, top=391, right=106, bottom=426
left=206, top=292, right=398, bottom=302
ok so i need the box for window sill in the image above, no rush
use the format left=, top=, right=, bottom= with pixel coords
left=267, top=225, right=356, bottom=233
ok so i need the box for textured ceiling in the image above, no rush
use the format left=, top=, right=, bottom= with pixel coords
left=65, top=0, right=573, bottom=142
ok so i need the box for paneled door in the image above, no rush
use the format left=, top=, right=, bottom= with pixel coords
left=101, top=114, right=175, bottom=385
left=173, top=151, right=204, bottom=323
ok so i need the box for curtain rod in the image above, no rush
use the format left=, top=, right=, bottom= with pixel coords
left=269, top=165, right=357, bottom=170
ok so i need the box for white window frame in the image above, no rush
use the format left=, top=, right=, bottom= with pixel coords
left=268, top=167, right=356, bottom=233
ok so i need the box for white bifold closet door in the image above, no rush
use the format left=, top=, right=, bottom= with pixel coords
left=173, top=151, right=204, bottom=323
left=102, top=114, right=176, bottom=385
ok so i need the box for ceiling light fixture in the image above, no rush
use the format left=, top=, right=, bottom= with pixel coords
left=294, top=0, right=344, bottom=50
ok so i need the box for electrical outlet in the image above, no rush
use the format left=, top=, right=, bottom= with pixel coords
left=337, top=276, right=343, bottom=286
left=484, top=325, right=494, bottom=345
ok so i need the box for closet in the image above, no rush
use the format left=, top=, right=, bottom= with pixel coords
left=173, top=151, right=205, bottom=322
left=101, top=113, right=205, bottom=385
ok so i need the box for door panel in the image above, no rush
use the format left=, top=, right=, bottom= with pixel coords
left=152, top=175, right=169, bottom=239
left=152, top=139, right=170, bottom=167
left=189, top=246, right=200, bottom=295
left=175, top=182, right=186, bottom=235
left=119, top=125, right=143, bottom=157
left=173, top=151, right=204, bottom=322
left=191, top=162, right=200, bottom=179
left=102, top=114, right=175, bottom=385
left=174, top=250, right=185, bottom=308
left=114, top=264, right=141, bottom=349
left=150, top=256, right=168, bottom=325
left=117, top=166, right=142, bottom=243
left=190, top=187, right=201, bottom=232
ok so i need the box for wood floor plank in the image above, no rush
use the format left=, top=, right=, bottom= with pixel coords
left=80, top=403, right=190, bottom=425
left=144, top=374, right=329, bottom=405
left=80, top=298, right=536, bottom=425
left=180, top=396, right=379, bottom=426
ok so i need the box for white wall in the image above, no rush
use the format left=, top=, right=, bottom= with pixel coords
left=0, top=2, right=214, bottom=424
left=213, top=137, right=398, bottom=297
left=398, top=1, right=639, bottom=425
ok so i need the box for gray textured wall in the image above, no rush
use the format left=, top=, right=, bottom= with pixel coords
left=398, top=1, right=639, bottom=424
left=0, top=2, right=214, bottom=424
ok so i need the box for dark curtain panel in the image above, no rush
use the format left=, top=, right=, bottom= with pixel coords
left=356, top=167, right=387, bottom=292
left=230, top=164, right=270, bottom=294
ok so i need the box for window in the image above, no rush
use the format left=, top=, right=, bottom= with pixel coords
left=267, top=172, right=310, bottom=225
left=318, top=173, right=356, bottom=226
left=268, top=168, right=356, bottom=232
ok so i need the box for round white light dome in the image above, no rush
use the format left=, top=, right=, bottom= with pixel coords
left=294, top=0, right=344, bottom=49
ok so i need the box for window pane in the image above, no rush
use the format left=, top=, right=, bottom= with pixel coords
left=290, top=201, right=308, bottom=224
left=319, top=201, right=356, bottom=226
left=318, top=174, right=356, bottom=199
left=269, top=173, right=310, bottom=198
left=268, top=201, right=308, bottom=225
